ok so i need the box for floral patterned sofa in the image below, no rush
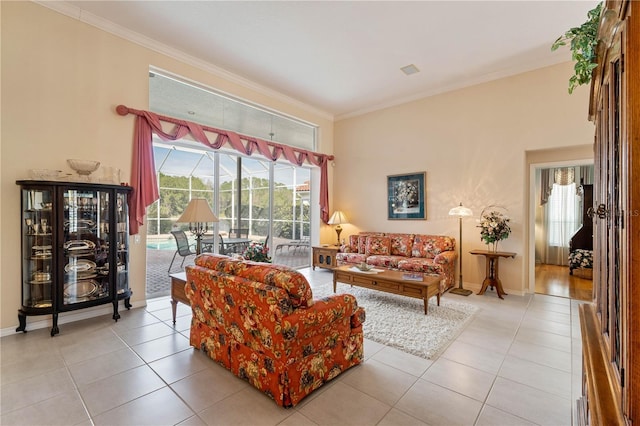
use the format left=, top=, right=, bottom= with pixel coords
left=336, top=232, right=457, bottom=292
left=184, top=254, right=365, bottom=407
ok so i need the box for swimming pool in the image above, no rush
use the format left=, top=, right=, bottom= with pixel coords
left=146, top=237, right=176, bottom=250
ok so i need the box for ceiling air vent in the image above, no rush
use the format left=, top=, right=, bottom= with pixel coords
left=400, top=64, right=420, bottom=76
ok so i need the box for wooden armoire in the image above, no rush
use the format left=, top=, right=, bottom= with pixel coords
left=579, top=0, right=639, bottom=424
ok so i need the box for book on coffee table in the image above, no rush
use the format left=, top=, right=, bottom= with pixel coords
left=402, top=273, right=423, bottom=281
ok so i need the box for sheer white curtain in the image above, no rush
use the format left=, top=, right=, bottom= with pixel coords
left=542, top=182, right=581, bottom=265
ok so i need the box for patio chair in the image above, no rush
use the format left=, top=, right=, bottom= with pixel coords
left=290, top=236, right=310, bottom=254
left=218, top=234, right=227, bottom=255
left=218, top=233, right=246, bottom=255
left=168, top=230, right=196, bottom=273
left=275, top=236, right=310, bottom=254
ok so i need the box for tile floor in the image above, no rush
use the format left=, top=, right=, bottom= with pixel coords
left=1, top=268, right=584, bottom=425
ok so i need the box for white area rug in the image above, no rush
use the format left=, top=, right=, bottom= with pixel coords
left=313, top=283, right=479, bottom=359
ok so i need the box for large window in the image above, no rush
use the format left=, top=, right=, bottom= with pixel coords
left=146, top=144, right=215, bottom=236
left=149, top=69, right=316, bottom=150
left=218, top=155, right=272, bottom=236
left=274, top=166, right=310, bottom=241
left=546, top=182, right=580, bottom=247
left=146, top=70, right=317, bottom=262
left=146, top=142, right=312, bottom=248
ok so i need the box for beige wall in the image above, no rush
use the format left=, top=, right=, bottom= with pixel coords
left=0, top=2, right=334, bottom=330
left=334, top=62, right=595, bottom=294
left=1, top=2, right=596, bottom=330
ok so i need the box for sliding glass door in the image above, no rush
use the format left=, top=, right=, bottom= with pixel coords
left=146, top=142, right=311, bottom=257
left=273, top=165, right=310, bottom=242
left=218, top=154, right=272, bottom=240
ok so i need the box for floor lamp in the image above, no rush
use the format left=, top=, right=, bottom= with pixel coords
left=177, top=198, right=219, bottom=255
left=449, top=202, right=473, bottom=296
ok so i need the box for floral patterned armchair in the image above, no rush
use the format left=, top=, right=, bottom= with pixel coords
left=185, top=254, right=365, bottom=407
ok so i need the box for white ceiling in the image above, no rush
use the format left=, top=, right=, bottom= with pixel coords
left=53, top=1, right=598, bottom=120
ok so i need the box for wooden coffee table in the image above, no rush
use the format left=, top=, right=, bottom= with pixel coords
left=333, top=265, right=442, bottom=315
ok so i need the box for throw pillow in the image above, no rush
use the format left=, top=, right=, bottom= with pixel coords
left=357, top=232, right=384, bottom=254
left=388, top=233, right=414, bottom=257
left=412, top=235, right=455, bottom=258
left=358, top=235, right=367, bottom=254
left=365, top=236, right=391, bottom=256
left=348, top=235, right=359, bottom=253
left=411, top=235, right=431, bottom=258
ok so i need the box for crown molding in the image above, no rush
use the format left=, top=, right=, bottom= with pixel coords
left=32, top=1, right=334, bottom=122
left=337, top=57, right=571, bottom=121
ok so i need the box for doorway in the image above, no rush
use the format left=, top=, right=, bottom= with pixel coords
left=526, top=147, right=594, bottom=301
left=533, top=163, right=593, bottom=300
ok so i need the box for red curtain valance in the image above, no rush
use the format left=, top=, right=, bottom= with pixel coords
left=116, top=105, right=334, bottom=235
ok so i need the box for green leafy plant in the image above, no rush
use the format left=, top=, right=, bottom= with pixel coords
left=551, top=2, right=603, bottom=94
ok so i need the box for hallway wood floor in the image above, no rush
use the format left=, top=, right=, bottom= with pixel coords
left=535, top=263, right=593, bottom=301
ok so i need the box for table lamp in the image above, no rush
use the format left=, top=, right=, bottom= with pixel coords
left=328, top=210, right=348, bottom=246
left=177, top=198, right=219, bottom=254
left=449, top=202, right=473, bottom=296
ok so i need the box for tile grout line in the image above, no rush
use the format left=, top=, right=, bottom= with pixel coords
left=473, top=293, right=532, bottom=425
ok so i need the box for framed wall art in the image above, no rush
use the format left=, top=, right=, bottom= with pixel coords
left=387, top=172, right=426, bottom=220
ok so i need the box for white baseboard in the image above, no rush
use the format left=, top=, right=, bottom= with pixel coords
left=1, top=303, right=146, bottom=338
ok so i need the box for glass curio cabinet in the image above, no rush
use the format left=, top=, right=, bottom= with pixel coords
left=16, top=180, right=133, bottom=336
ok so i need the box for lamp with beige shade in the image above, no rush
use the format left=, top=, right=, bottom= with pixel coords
left=328, top=210, right=348, bottom=246
left=177, top=198, right=219, bottom=254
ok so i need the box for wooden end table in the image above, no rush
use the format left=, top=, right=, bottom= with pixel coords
left=469, top=250, right=516, bottom=299
left=169, top=272, right=190, bottom=324
left=312, top=245, right=341, bottom=270
left=333, top=265, right=441, bottom=314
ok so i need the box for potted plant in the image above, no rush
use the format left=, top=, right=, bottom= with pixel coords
left=551, top=2, right=603, bottom=94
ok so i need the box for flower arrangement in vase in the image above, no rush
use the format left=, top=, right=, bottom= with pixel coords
left=394, top=180, right=418, bottom=209
left=243, top=242, right=271, bottom=263
left=478, top=207, right=511, bottom=252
